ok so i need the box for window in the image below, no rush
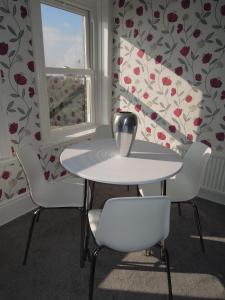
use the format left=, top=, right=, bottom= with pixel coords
left=31, top=0, right=96, bottom=143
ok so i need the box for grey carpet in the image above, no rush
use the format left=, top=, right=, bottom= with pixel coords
left=0, top=183, right=224, bottom=300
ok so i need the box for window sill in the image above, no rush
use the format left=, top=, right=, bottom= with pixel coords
left=40, top=123, right=97, bottom=151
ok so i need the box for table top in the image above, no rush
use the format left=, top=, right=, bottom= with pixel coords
left=60, top=138, right=183, bottom=185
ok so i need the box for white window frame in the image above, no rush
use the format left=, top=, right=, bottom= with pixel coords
left=30, top=0, right=98, bottom=145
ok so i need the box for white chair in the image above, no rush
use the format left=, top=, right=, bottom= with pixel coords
left=88, top=196, right=173, bottom=300
left=139, top=142, right=211, bottom=253
left=16, top=144, right=89, bottom=267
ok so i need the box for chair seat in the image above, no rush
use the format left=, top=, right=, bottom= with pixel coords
left=35, top=177, right=85, bottom=208
left=88, top=209, right=102, bottom=238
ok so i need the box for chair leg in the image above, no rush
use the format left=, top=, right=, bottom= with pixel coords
left=23, top=208, right=40, bottom=265
left=178, top=203, right=182, bottom=216
left=136, top=185, right=141, bottom=196
left=89, top=248, right=101, bottom=300
left=90, top=181, right=95, bottom=210
left=36, top=208, right=42, bottom=222
left=163, top=247, right=173, bottom=300
left=80, top=207, right=86, bottom=268
left=192, top=202, right=205, bottom=253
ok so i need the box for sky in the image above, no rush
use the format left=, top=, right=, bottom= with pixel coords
left=41, top=4, right=85, bottom=68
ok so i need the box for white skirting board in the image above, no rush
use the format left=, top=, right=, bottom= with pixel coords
left=199, top=187, right=225, bottom=206
left=0, top=193, right=37, bottom=226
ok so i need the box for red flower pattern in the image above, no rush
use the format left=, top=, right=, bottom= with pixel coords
left=133, top=67, right=140, bottom=75
left=221, top=91, right=225, bottom=100
left=181, top=0, right=190, bottom=9
left=185, top=95, right=192, bottom=103
left=35, top=131, right=41, bottom=141
left=29, top=87, right=35, bottom=97
left=135, top=104, right=141, bottom=112
left=147, top=33, right=153, bottom=42
left=169, top=125, right=176, bottom=133
left=14, top=74, right=27, bottom=85
left=117, top=57, right=123, bottom=65
left=165, top=143, right=170, bottom=148
left=27, top=61, right=34, bottom=72
left=115, top=17, right=120, bottom=24
left=195, top=74, right=202, bottom=81
left=146, top=127, right=151, bottom=133
left=133, top=29, right=139, bottom=38
left=0, top=42, right=8, bottom=55
left=162, top=77, right=172, bottom=86
left=174, top=108, right=182, bottom=117
left=124, top=76, right=131, bottom=84
left=131, top=86, right=136, bottom=93
left=126, top=19, right=134, bottom=28
left=193, top=117, right=203, bottom=126
left=221, top=5, right=225, bottom=16
left=193, top=29, right=201, bottom=38
left=175, top=66, right=183, bottom=76
left=50, top=155, right=56, bottom=163
left=136, top=7, right=143, bottom=16
left=187, top=134, right=193, bottom=141
left=60, top=170, right=67, bottom=177
left=9, top=122, right=18, bottom=134
left=204, top=3, right=211, bottom=11
left=151, top=112, right=158, bottom=120
left=180, top=46, right=190, bottom=57
left=167, top=12, right=178, bottom=22
left=202, top=53, right=212, bottom=64
left=210, top=78, right=222, bottom=88
left=154, top=11, right=160, bottom=18
left=20, top=6, right=27, bottom=18
left=2, top=171, right=10, bottom=180
left=177, top=24, right=183, bottom=33
left=157, top=132, right=166, bottom=140
left=44, top=171, right=50, bottom=180
left=137, top=49, right=145, bottom=58
left=155, top=55, right=162, bottom=64
left=143, top=92, right=149, bottom=99
left=216, top=132, right=224, bottom=141
left=171, top=88, right=176, bottom=96
left=150, top=73, right=155, bottom=80
left=18, top=187, right=26, bottom=195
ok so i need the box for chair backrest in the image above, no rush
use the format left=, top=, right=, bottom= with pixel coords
left=174, top=142, right=211, bottom=197
left=95, top=125, right=113, bottom=139
left=16, top=144, right=47, bottom=205
left=95, top=196, right=171, bottom=252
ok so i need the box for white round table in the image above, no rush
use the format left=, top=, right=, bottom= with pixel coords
left=60, top=138, right=183, bottom=185
left=61, top=138, right=183, bottom=266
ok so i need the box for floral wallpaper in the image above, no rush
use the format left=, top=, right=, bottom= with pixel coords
left=112, top=0, right=225, bottom=154
left=0, top=0, right=40, bottom=148
left=0, top=0, right=67, bottom=203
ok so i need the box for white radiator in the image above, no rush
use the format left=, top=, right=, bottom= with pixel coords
left=202, top=155, right=225, bottom=194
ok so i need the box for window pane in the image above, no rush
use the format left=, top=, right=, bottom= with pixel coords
left=46, top=74, right=87, bottom=128
left=41, top=3, right=85, bottom=68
